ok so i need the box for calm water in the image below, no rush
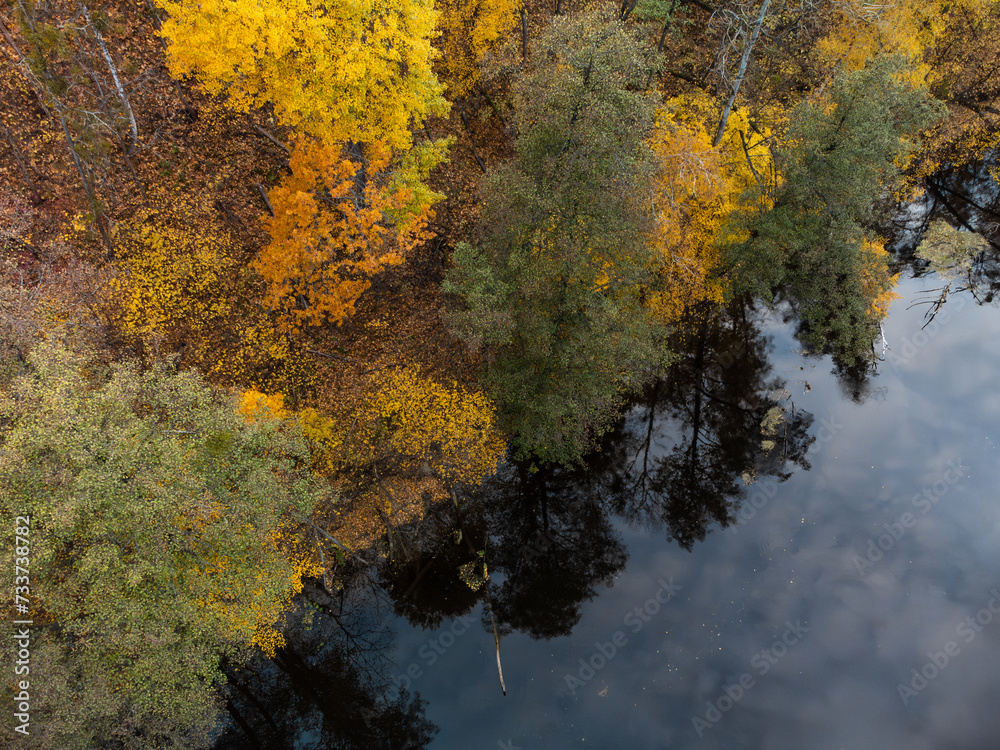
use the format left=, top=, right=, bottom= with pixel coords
left=217, top=264, right=1000, bottom=748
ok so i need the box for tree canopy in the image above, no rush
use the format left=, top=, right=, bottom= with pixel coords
left=154, top=0, right=448, bottom=153
left=724, top=56, right=945, bottom=362
left=0, top=340, right=324, bottom=748
left=444, top=6, right=672, bottom=465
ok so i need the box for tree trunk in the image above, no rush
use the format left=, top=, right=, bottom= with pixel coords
left=458, top=105, right=487, bottom=174
left=82, top=4, right=138, bottom=150
left=1, top=125, right=38, bottom=195
left=713, top=0, right=772, bottom=147
left=60, top=114, right=114, bottom=253
left=0, top=15, right=53, bottom=119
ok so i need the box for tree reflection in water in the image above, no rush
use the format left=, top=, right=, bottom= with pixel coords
left=215, top=579, right=438, bottom=750
left=601, top=303, right=814, bottom=550
left=382, top=299, right=816, bottom=643
left=213, top=299, right=821, bottom=745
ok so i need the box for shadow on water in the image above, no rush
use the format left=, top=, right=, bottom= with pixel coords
left=216, top=159, right=1000, bottom=749
left=214, top=579, right=438, bottom=749
left=213, top=295, right=820, bottom=747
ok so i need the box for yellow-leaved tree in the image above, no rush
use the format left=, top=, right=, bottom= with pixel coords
left=811, top=0, right=997, bottom=82
left=267, top=367, right=505, bottom=489
left=435, top=0, right=522, bottom=97
left=154, top=0, right=454, bottom=331
left=859, top=238, right=901, bottom=320
left=368, top=366, right=506, bottom=487
left=237, top=372, right=505, bottom=553
left=153, top=0, right=449, bottom=153
left=647, top=94, right=774, bottom=323
left=340, top=367, right=506, bottom=550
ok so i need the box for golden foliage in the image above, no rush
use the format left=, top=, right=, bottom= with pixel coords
left=208, top=317, right=315, bottom=394
left=106, top=194, right=312, bottom=393
left=239, top=389, right=344, bottom=475
left=647, top=94, right=773, bottom=322
left=812, top=0, right=987, bottom=82
left=233, top=374, right=504, bottom=560
left=435, top=0, right=521, bottom=97
left=368, top=366, right=506, bottom=487
left=307, top=369, right=506, bottom=555
left=183, top=519, right=322, bottom=658
left=154, top=0, right=449, bottom=154
left=907, top=1, right=1000, bottom=177
left=859, top=238, right=900, bottom=320
left=111, top=195, right=236, bottom=342
left=239, top=389, right=290, bottom=422
left=286, top=366, right=505, bottom=487
left=256, top=140, right=444, bottom=330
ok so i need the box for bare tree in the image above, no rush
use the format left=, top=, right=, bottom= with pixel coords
left=710, top=0, right=773, bottom=147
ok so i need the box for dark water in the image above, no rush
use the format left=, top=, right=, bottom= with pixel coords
left=217, top=268, right=1000, bottom=750
left=216, top=203, right=1000, bottom=748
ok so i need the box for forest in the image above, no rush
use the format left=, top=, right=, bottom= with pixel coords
left=1, top=0, right=998, bottom=746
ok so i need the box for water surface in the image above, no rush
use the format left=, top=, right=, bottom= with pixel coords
left=218, top=269, right=1000, bottom=750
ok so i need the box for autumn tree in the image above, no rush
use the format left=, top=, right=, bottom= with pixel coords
left=0, top=341, right=324, bottom=748
left=366, top=366, right=506, bottom=488
left=434, top=0, right=522, bottom=98
left=237, top=370, right=505, bottom=553
left=907, top=0, right=1000, bottom=177
left=724, top=56, right=944, bottom=363
left=646, top=92, right=773, bottom=323
left=814, top=0, right=947, bottom=81
left=152, top=0, right=448, bottom=154
left=444, top=6, right=673, bottom=465
left=256, top=139, right=447, bottom=330
left=322, top=366, right=506, bottom=490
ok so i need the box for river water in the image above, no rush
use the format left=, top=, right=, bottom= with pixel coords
left=216, top=257, right=1000, bottom=748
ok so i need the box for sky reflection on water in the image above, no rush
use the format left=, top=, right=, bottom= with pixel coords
left=388, top=272, right=1000, bottom=750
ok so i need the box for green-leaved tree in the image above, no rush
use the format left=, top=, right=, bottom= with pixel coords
left=724, top=56, right=945, bottom=363
left=444, top=5, right=672, bottom=465
left=0, top=340, right=324, bottom=749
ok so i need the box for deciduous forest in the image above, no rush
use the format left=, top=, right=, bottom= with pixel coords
left=1, top=0, right=998, bottom=746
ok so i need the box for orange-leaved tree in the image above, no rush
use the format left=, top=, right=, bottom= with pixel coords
left=256, top=140, right=446, bottom=330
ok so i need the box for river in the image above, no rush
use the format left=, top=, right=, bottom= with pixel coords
left=215, top=239, right=1000, bottom=749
